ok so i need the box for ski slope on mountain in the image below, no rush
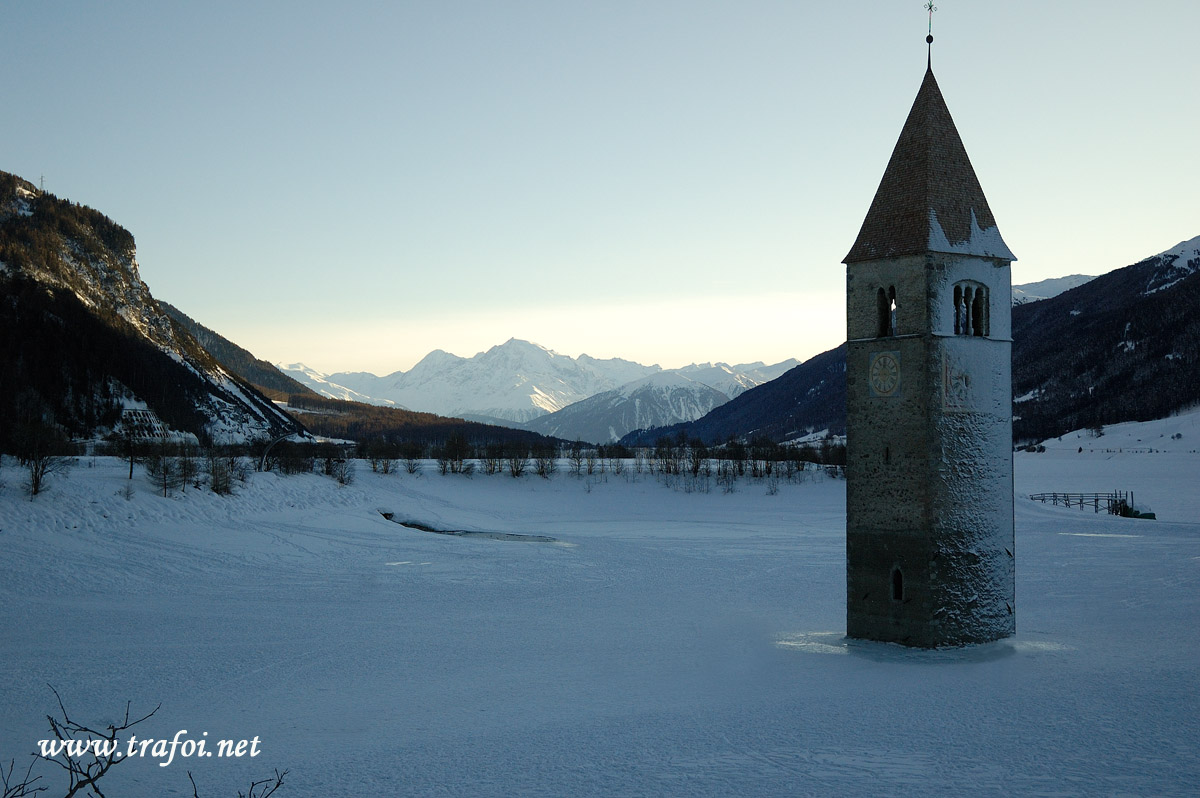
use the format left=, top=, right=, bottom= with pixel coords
left=2, top=416, right=1198, bottom=796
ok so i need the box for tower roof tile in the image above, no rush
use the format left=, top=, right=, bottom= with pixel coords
left=844, top=66, right=1015, bottom=264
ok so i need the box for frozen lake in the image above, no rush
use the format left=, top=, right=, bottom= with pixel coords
left=2, top=417, right=1198, bottom=795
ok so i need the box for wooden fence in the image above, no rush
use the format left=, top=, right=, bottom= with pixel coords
left=1028, top=491, right=1132, bottom=515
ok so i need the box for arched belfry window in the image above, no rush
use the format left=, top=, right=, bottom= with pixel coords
left=877, top=286, right=897, bottom=338
left=953, top=282, right=989, bottom=337
left=891, top=568, right=904, bottom=602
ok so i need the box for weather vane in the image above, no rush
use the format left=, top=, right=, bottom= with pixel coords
left=925, top=0, right=937, bottom=65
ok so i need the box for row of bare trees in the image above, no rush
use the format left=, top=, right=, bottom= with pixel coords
left=136, top=443, right=251, bottom=497
left=1, top=428, right=846, bottom=499
left=343, top=433, right=847, bottom=487
left=258, top=441, right=355, bottom=485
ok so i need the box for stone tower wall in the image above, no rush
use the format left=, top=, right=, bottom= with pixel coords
left=846, top=253, right=1014, bottom=646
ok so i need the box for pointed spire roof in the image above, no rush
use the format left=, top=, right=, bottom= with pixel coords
left=844, top=65, right=1015, bottom=264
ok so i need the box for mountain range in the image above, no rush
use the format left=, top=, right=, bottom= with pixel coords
left=620, top=344, right=847, bottom=447
left=280, top=343, right=797, bottom=440
left=278, top=267, right=1123, bottom=446
left=1011, top=274, right=1095, bottom=305
left=4, top=167, right=1194, bottom=452
left=286, top=340, right=659, bottom=423
left=524, top=371, right=732, bottom=443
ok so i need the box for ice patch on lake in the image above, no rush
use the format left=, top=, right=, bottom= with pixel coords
left=777, top=632, right=1073, bottom=660
left=380, top=511, right=560, bottom=543
left=774, top=631, right=848, bottom=655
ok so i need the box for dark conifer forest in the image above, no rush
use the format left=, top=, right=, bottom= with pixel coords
left=284, top=393, right=559, bottom=449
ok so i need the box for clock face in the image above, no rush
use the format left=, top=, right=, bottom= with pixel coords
left=869, top=351, right=901, bottom=397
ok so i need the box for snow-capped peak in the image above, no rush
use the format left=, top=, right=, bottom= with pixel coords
left=280, top=362, right=326, bottom=380
left=617, top=370, right=709, bottom=396
left=277, top=341, right=798, bottom=431
left=525, top=370, right=731, bottom=443
left=1151, top=234, right=1200, bottom=262
left=276, top=362, right=394, bottom=406
left=1011, top=274, right=1096, bottom=305
left=1141, top=233, right=1200, bottom=295
left=490, top=338, right=557, bottom=357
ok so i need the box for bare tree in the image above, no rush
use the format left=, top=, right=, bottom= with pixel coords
left=329, top=458, right=355, bottom=486
left=112, top=424, right=138, bottom=481
left=397, top=442, right=423, bottom=474
left=145, top=444, right=182, bottom=497
left=206, top=448, right=234, bottom=495
left=177, top=443, right=200, bottom=491
left=39, top=686, right=158, bottom=798
left=189, top=768, right=288, bottom=798
left=1, top=688, right=288, bottom=798
left=14, top=422, right=73, bottom=499
left=2, top=756, right=43, bottom=797
left=365, top=442, right=397, bottom=475
left=533, top=445, right=556, bottom=479
left=481, top=443, right=504, bottom=476
left=567, top=444, right=584, bottom=476
left=687, top=441, right=708, bottom=478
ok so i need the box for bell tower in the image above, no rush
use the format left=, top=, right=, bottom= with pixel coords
left=843, top=39, right=1016, bottom=647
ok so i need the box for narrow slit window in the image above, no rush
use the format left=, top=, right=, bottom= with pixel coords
left=876, top=288, right=889, bottom=338
left=891, top=568, right=904, bottom=602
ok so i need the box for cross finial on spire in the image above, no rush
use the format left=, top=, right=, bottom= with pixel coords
left=924, top=2, right=937, bottom=67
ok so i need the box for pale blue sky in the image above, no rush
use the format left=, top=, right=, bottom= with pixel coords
left=5, top=1, right=1197, bottom=373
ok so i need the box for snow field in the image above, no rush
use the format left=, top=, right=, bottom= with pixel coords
left=1, top=435, right=1198, bottom=796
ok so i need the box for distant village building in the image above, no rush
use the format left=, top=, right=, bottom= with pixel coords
left=843, top=43, right=1016, bottom=647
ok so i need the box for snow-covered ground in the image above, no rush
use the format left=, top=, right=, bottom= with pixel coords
left=2, top=420, right=1198, bottom=796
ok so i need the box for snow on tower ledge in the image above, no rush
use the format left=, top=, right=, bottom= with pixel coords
left=844, top=66, right=1015, bottom=264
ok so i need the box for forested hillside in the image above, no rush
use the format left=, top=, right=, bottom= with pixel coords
left=1011, top=240, right=1200, bottom=442
left=0, top=170, right=300, bottom=448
